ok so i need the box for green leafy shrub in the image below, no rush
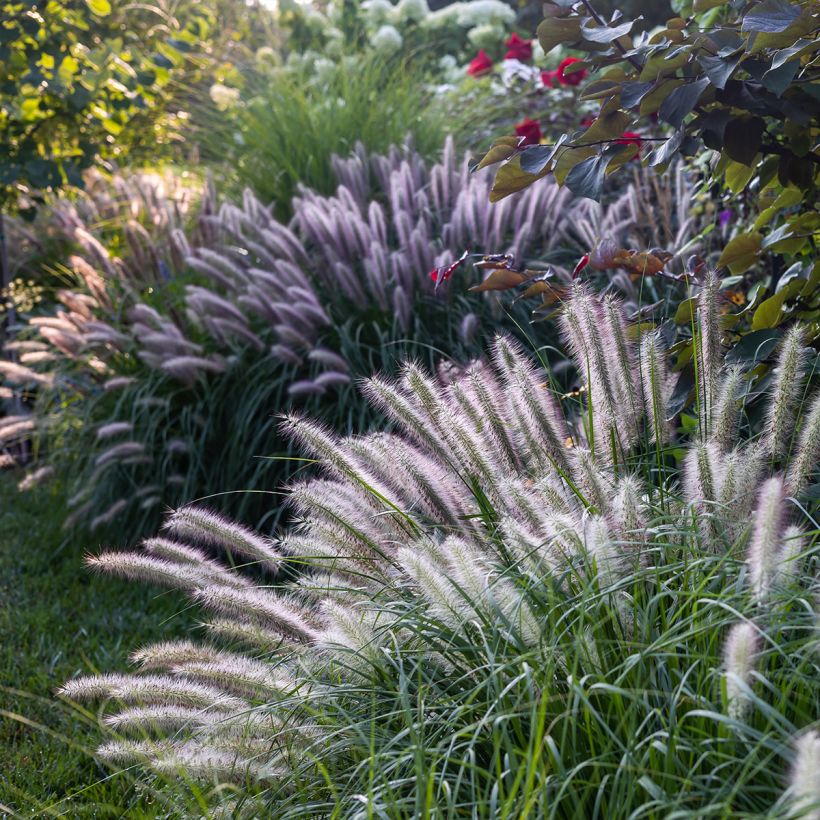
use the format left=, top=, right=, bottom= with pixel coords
left=0, top=0, right=211, bottom=214
left=59, top=280, right=819, bottom=817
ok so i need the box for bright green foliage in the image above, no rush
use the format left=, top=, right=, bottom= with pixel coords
left=0, top=0, right=210, bottom=214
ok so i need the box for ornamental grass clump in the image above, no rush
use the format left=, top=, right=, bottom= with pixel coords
left=14, top=139, right=685, bottom=535
left=60, top=282, right=818, bottom=817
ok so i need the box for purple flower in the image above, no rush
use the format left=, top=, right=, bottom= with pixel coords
left=718, top=209, right=733, bottom=230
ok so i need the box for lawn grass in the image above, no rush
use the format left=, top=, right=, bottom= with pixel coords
left=0, top=468, right=191, bottom=817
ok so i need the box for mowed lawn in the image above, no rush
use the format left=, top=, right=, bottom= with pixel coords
left=0, top=469, right=190, bottom=817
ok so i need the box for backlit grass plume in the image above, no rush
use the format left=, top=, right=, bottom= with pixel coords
left=59, top=285, right=818, bottom=816
left=13, top=138, right=686, bottom=536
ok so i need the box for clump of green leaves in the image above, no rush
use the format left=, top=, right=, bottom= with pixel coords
left=0, top=0, right=210, bottom=216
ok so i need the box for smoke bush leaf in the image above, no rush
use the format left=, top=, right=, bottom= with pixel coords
left=565, top=154, right=608, bottom=201
left=741, top=0, right=802, bottom=33
left=762, top=58, right=800, bottom=96
left=658, top=77, right=710, bottom=128
left=581, top=19, right=635, bottom=43
left=519, top=137, right=567, bottom=174
left=717, top=232, right=762, bottom=274
left=697, top=54, right=742, bottom=89
left=470, top=269, right=528, bottom=293
left=619, top=81, right=654, bottom=108
left=724, top=116, right=765, bottom=166
left=647, top=128, right=685, bottom=167
left=537, top=16, right=582, bottom=53
left=476, top=137, right=521, bottom=171
left=489, top=157, right=543, bottom=202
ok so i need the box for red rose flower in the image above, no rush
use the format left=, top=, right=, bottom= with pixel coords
left=616, top=131, right=643, bottom=158
left=467, top=49, right=493, bottom=77
left=556, top=57, right=588, bottom=87
left=515, top=118, right=542, bottom=146
left=541, top=69, right=558, bottom=87
left=504, top=32, right=532, bottom=62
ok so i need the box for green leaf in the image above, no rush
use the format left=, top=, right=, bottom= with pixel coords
left=751, top=279, right=803, bottom=329
left=697, top=54, right=741, bottom=90
left=565, top=154, right=609, bottom=201
left=674, top=296, right=697, bottom=324
left=536, top=16, right=582, bottom=53
left=717, top=232, right=762, bottom=274
left=58, top=55, right=79, bottom=84
left=580, top=19, right=635, bottom=43
left=519, top=137, right=567, bottom=175
left=723, top=116, right=765, bottom=166
left=658, top=77, right=710, bottom=128
left=490, top=157, right=541, bottom=202
left=800, top=260, right=820, bottom=297
left=762, top=58, right=799, bottom=97
left=741, top=0, right=802, bottom=33
left=724, top=329, right=781, bottom=366
left=86, top=0, right=112, bottom=15
left=724, top=157, right=759, bottom=193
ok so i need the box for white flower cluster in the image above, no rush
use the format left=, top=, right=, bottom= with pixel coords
left=208, top=83, right=240, bottom=111
left=358, top=0, right=514, bottom=58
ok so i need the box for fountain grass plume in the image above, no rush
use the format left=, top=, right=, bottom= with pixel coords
left=58, top=288, right=818, bottom=812
left=764, top=324, right=809, bottom=459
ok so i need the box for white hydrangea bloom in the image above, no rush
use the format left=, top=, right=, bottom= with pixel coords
left=397, top=0, right=429, bottom=22
left=424, top=1, right=515, bottom=31
left=467, top=22, right=504, bottom=51
left=361, top=0, right=396, bottom=27
left=371, top=24, right=404, bottom=52
left=438, top=54, right=458, bottom=71
left=208, top=83, right=240, bottom=110
left=456, top=0, right=516, bottom=27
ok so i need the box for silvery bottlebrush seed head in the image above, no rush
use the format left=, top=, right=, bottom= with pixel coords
left=682, top=441, right=725, bottom=541
left=787, top=730, right=820, bottom=820
left=722, top=621, right=760, bottom=721
left=639, top=330, right=672, bottom=445
left=772, top=525, right=806, bottom=589
left=746, top=476, right=787, bottom=604
left=710, top=367, right=744, bottom=451
left=763, top=324, right=808, bottom=459
left=786, top=390, right=820, bottom=495
left=696, top=271, right=722, bottom=429
left=162, top=507, right=281, bottom=573
left=560, top=285, right=620, bottom=455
